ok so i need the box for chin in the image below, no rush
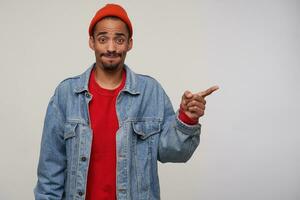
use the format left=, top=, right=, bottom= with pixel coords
left=102, top=62, right=122, bottom=72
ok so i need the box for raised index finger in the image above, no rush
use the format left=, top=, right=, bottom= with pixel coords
left=199, top=85, right=219, bottom=98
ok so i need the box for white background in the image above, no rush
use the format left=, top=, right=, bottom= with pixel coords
left=0, top=0, right=299, bottom=199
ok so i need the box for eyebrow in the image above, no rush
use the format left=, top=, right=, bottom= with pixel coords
left=115, top=33, right=126, bottom=37
left=96, top=32, right=107, bottom=37
left=95, top=32, right=126, bottom=37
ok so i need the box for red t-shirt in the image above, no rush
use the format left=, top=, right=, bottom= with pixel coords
left=86, top=68, right=126, bottom=200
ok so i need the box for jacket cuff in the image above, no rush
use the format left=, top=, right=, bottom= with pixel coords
left=176, top=110, right=201, bottom=136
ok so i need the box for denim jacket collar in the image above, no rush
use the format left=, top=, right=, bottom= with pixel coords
left=73, top=63, right=140, bottom=95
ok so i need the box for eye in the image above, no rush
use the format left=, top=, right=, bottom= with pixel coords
left=115, top=37, right=125, bottom=45
left=98, top=36, right=107, bottom=43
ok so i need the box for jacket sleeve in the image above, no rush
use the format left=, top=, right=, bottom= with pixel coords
left=34, top=93, right=66, bottom=200
left=158, top=90, right=201, bottom=163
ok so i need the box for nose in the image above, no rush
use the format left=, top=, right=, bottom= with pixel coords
left=107, top=39, right=116, bottom=52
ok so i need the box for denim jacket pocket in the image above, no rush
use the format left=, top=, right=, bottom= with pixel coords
left=132, top=120, right=161, bottom=140
left=132, top=120, right=161, bottom=158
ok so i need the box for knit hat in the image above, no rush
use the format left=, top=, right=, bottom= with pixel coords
left=89, top=4, right=133, bottom=38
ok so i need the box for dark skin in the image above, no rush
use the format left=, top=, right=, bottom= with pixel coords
left=88, top=18, right=132, bottom=89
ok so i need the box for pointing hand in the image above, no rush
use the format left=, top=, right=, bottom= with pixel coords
left=180, top=86, right=219, bottom=120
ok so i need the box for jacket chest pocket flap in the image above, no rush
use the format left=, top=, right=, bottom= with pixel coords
left=132, top=121, right=161, bottom=140
left=63, top=123, right=77, bottom=140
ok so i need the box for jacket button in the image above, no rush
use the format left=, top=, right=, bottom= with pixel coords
left=78, top=191, right=84, bottom=196
left=85, top=93, right=91, bottom=98
left=81, top=156, right=87, bottom=162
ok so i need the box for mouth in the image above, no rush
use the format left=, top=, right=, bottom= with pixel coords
left=101, top=53, right=122, bottom=59
left=102, top=55, right=121, bottom=63
left=103, top=55, right=119, bottom=59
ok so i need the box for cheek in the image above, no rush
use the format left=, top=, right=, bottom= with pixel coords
left=95, top=46, right=105, bottom=52
left=93, top=43, right=105, bottom=51
left=119, top=46, right=130, bottom=54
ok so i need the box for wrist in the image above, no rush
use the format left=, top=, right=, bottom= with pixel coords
left=179, top=106, right=199, bottom=125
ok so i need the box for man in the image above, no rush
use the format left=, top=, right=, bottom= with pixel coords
left=34, top=3, right=218, bottom=200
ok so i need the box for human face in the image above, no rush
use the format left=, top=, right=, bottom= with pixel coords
left=89, top=18, right=133, bottom=72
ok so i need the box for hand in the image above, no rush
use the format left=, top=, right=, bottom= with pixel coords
left=180, top=85, right=219, bottom=120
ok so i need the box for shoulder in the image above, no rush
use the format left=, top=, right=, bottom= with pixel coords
left=50, top=67, right=89, bottom=105
left=47, top=74, right=82, bottom=113
left=57, top=74, right=80, bottom=89
left=54, top=75, right=81, bottom=96
left=135, top=73, right=163, bottom=88
left=133, top=72, right=169, bottom=99
left=125, top=65, right=165, bottom=94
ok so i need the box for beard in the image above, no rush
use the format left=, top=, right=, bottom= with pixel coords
left=99, top=51, right=124, bottom=72
left=101, top=62, right=120, bottom=71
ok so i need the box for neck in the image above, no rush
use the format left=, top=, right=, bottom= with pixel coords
left=94, top=64, right=124, bottom=90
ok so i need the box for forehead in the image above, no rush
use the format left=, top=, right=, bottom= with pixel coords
left=93, top=18, right=129, bottom=36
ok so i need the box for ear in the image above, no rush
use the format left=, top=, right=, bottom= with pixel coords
left=89, top=36, right=95, bottom=50
left=127, top=38, right=133, bottom=51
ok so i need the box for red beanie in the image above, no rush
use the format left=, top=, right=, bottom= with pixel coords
left=89, top=4, right=133, bottom=38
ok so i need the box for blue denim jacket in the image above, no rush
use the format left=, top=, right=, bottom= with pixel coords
left=34, top=64, right=201, bottom=200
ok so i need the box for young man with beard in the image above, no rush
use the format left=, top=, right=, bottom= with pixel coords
left=34, top=3, right=218, bottom=200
